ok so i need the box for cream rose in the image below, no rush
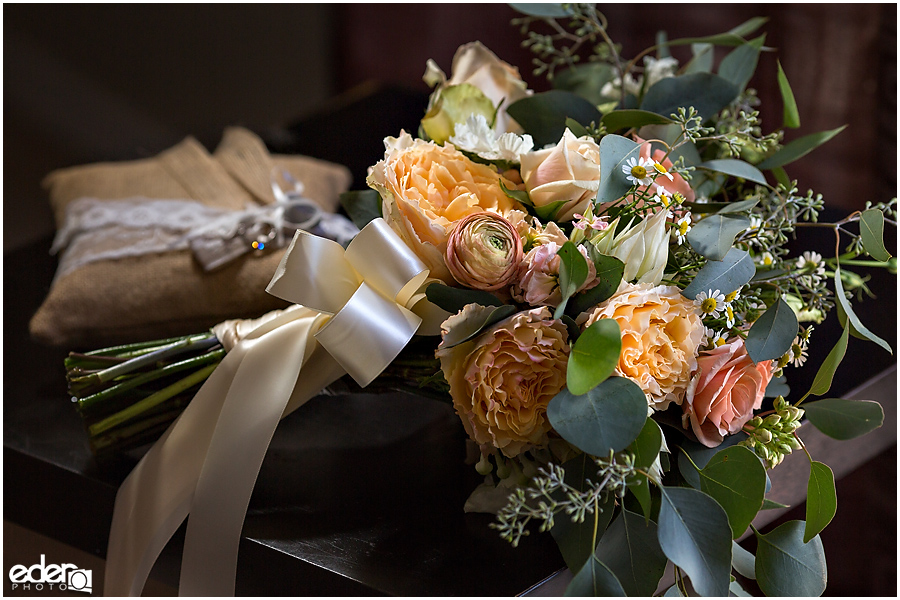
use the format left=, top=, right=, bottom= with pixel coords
left=683, top=339, right=774, bottom=448
left=436, top=306, right=569, bottom=458
left=520, top=129, right=601, bottom=222
left=445, top=212, right=523, bottom=291
left=579, top=283, right=705, bottom=410
left=367, top=132, right=524, bottom=283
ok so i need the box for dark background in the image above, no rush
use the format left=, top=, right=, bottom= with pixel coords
left=4, top=4, right=897, bottom=595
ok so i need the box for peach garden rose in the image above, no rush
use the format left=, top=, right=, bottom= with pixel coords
left=578, top=282, right=705, bottom=411
left=436, top=306, right=569, bottom=458
left=367, top=132, right=524, bottom=283
left=682, top=339, right=774, bottom=448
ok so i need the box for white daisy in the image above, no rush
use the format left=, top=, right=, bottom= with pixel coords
left=652, top=161, right=675, bottom=181
left=653, top=186, right=673, bottom=207
left=725, top=304, right=736, bottom=328
left=796, top=251, right=825, bottom=276
left=789, top=337, right=809, bottom=367
left=724, top=288, right=741, bottom=305
left=695, top=289, right=726, bottom=319
left=623, top=156, right=654, bottom=186
left=758, top=252, right=775, bottom=267
left=705, top=327, right=727, bottom=348
left=673, top=213, right=692, bottom=245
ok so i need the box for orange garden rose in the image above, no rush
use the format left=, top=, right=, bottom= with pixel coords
left=579, top=283, right=705, bottom=411
left=436, top=306, right=569, bottom=457
left=682, top=339, right=774, bottom=448
left=367, top=132, right=524, bottom=283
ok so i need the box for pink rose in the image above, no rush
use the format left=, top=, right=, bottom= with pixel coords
left=445, top=212, right=523, bottom=291
left=636, top=138, right=695, bottom=203
left=682, top=339, right=774, bottom=448
left=511, top=242, right=597, bottom=307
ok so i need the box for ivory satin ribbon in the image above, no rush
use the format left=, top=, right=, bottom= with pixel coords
left=104, top=218, right=448, bottom=596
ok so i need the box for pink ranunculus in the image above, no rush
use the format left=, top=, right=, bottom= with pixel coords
left=682, top=338, right=774, bottom=448
left=445, top=212, right=523, bottom=291
left=511, top=241, right=597, bottom=307
left=636, top=137, right=695, bottom=203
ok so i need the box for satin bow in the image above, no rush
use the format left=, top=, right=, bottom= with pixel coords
left=105, top=218, right=447, bottom=596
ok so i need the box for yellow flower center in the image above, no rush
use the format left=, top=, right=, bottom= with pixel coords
left=659, top=193, right=670, bottom=207
left=763, top=255, right=773, bottom=266
left=679, top=221, right=690, bottom=235
left=700, top=298, right=718, bottom=314
left=654, top=163, right=669, bottom=174
left=791, top=343, right=803, bottom=359
left=726, top=306, right=734, bottom=322
left=714, top=336, right=727, bottom=347
left=725, top=291, right=738, bottom=302
left=631, top=165, right=648, bottom=179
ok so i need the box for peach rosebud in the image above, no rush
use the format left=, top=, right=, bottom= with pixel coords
left=511, top=241, right=598, bottom=307
left=578, top=283, right=705, bottom=411
left=436, top=306, right=569, bottom=458
left=445, top=212, right=523, bottom=291
left=520, top=129, right=601, bottom=221
left=682, top=339, right=774, bottom=448
left=636, top=138, right=695, bottom=203
left=367, top=132, right=525, bottom=283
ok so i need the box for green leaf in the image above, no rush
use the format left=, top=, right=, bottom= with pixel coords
left=499, top=179, right=532, bottom=207
left=776, top=60, right=800, bottom=128
left=424, top=282, right=504, bottom=313
left=771, top=166, right=791, bottom=189
left=728, top=16, right=769, bottom=38
left=745, top=297, right=799, bottom=363
left=860, top=208, right=892, bottom=262
left=548, top=377, right=648, bottom=455
left=807, top=320, right=850, bottom=397
left=682, top=247, right=756, bottom=299
left=565, top=552, right=627, bottom=596
left=662, top=583, right=685, bottom=596
left=553, top=62, right=617, bottom=106
left=697, top=159, right=768, bottom=186
left=567, top=254, right=625, bottom=317
left=595, top=134, right=642, bottom=205
left=757, top=125, right=846, bottom=170
left=683, top=198, right=758, bottom=214
left=765, top=375, right=790, bottom=399
left=641, top=73, right=740, bottom=123
left=509, top=3, right=572, bottom=17
left=687, top=214, right=751, bottom=261
left=567, top=318, right=621, bottom=395
left=627, top=418, right=664, bottom=519
left=657, top=486, right=732, bottom=597
left=803, top=398, right=885, bottom=440
left=339, top=189, right=382, bottom=229
left=555, top=242, right=590, bottom=319
left=595, top=509, right=668, bottom=596
left=805, top=461, right=837, bottom=543
left=833, top=267, right=893, bottom=354
left=732, top=541, right=756, bottom=580
left=698, top=446, right=767, bottom=539
left=601, top=109, right=673, bottom=132
left=551, top=480, right=616, bottom=572
left=754, top=520, right=827, bottom=596
left=730, top=579, right=753, bottom=597
left=717, top=35, right=765, bottom=92
left=564, top=117, right=588, bottom=138
left=761, top=498, right=790, bottom=510
left=438, top=304, right=517, bottom=349
left=683, top=43, right=713, bottom=75
left=506, top=90, right=603, bottom=148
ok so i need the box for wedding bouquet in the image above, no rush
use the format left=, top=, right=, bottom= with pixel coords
left=67, top=5, right=895, bottom=596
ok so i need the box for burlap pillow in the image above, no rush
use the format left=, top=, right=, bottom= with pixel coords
left=30, top=127, right=352, bottom=347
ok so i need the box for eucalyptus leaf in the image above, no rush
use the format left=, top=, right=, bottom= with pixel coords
left=683, top=43, right=713, bottom=75
left=601, top=109, right=674, bottom=132
left=764, top=375, right=790, bottom=399
left=567, top=254, right=625, bottom=317
left=627, top=418, right=664, bottom=518
left=859, top=208, right=892, bottom=262
left=595, top=509, right=668, bottom=596
left=551, top=491, right=616, bottom=572
left=803, top=398, right=885, bottom=440
left=732, top=541, right=756, bottom=580
left=757, top=125, right=846, bottom=170
left=565, top=117, right=589, bottom=138
left=761, top=498, right=790, bottom=510
left=687, top=214, right=751, bottom=261
left=718, top=35, right=765, bottom=92
left=754, top=521, right=827, bottom=596
left=439, top=304, right=517, bottom=349
left=663, top=583, right=686, bottom=596
left=730, top=579, right=753, bottom=597
left=772, top=166, right=792, bottom=189
left=507, top=90, right=603, bottom=148
left=806, top=320, right=849, bottom=398
left=509, top=3, right=573, bottom=17
left=683, top=198, right=758, bottom=214
left=657, top=486, right=732, bottom=597
left=554, top=62, right=617, bottom=106
left=728, top=16, right=769, bottom=38
left=339, top=189, right=382, bottom=228
left=682, top=247, right=756, bottom=299
left=641, top=73, right=740, bottom=123
left=805, top=461, right=837, bottom=543
left=596, top=134, right=642, bottom=205
left=697, top=159, right=767, bottom=186
left=548, top=377, right=648, bottom=455
left=425, top=282, right=504, bottom=313
left=833, top=267, right=892, bottom=354
left=565, top=553, right=627, bottom=596
left=555, top=242, right=590, bottom=319
left=698, top=446, right=767, bottom=539
left=776, top=60, right=800, bottom=128
left=567, top=318, right=621, bottom=395
left=745, top=298, right=799, bottom=363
